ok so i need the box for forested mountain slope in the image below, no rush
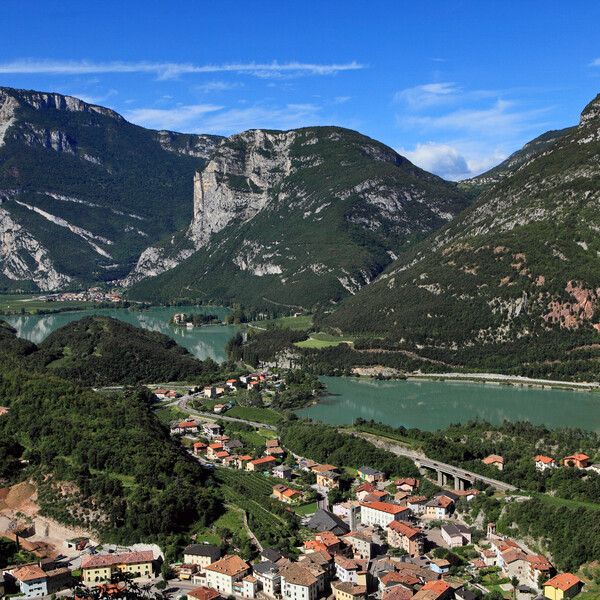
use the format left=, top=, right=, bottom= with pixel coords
left=322, top=93, right=600, bottom=377
left=127, top=126, right=471, bottom=309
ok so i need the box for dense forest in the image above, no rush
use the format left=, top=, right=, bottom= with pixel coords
left=0, top=316, right=233, bottom=386
left=0, top=357, right=221, bottom=548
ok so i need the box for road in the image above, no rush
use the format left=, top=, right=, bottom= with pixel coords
left=343, top=430, right=517, bottom=492
left=178, top=396, right=278, bottom=430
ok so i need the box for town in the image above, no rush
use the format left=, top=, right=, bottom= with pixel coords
left=0, top=370, right=592, bottom=600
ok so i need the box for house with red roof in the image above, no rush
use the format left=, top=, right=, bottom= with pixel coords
left=246, top=456, right=277, bottom=472
left=193, top=442, right=208, bottom=455
left=360, top=502, right=410, bottom=527
left=387, top=521, right=424, bottom=556
left=543, top=573, right=583, bottom=600
left=413, top=579, right=453, bottom=600
left=534, top=456, right=557, bottom=471
left=172, top=421, right=199, bottom=435
left=482, top=454, right=504, bottom=470
left=562, top=454, right=589, bottom=468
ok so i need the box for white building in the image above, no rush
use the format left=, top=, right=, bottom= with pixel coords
left=204, top=555, right=250, bottom=595
left=280, top=563, right=318, bottom=600
left=359, top=502, right=410, bottom=528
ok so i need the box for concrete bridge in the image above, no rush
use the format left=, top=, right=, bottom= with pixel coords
left=414, top=457, right=517, bottom=492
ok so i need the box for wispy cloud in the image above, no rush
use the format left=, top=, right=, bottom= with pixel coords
left=400, top=99, right=552, bottom=138
left=71, top=88, right=118, bottom=105
left=124, top=102, right=324, bottom=135
left=124, top=104, right=224, bottom=131
left=334, top=96, right=351, bottom=104
left=394, top=82, right=462, bottom=108
left=0, top=58, right=365, bottom=80
left=589, top=58, right=600, bottom=66
left=194, top=80, right=242, bottom=93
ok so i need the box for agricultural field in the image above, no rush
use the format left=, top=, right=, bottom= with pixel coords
left=248, top=315, right=313, bottom=331
left=226, top=406, right=283, bottom=427
left=0, top=294, right=99, bottom=315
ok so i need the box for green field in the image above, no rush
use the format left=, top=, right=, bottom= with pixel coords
left=295, top=338, right=348, bottom=348
left=0, top=294, right=100, bottom=315
left=294, top=502, right=318, bottom=515
left=248, top=315, right=313, bottom=331
left=226, top=406, right=283, bottom=427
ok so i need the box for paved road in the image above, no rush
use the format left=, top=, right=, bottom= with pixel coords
left=344, top=430, right=516, bottom=492
left=179, top=396, right=278, bottom=430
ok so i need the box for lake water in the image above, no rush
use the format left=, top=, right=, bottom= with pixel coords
left=296, top=376, right=600, bottom=432
left=3, top=305, right=239, bottom=363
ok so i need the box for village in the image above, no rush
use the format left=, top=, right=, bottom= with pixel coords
left=1, top=369, right=591, bottom=600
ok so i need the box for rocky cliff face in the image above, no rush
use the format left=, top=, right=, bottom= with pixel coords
left=325, top=91, right=600, bottom=369
left=127, top=126, right=472, bottom=308
left=0, top=204, right=70, bottom=290
left=0, top=86, right=216, bottom=291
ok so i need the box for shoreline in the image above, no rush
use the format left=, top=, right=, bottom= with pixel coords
left=406, top=372, right=599, bottom=391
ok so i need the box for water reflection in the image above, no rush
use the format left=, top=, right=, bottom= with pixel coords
left=4, top=306, right=238, bottom=363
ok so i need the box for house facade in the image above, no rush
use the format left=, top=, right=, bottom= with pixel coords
left=360, top=502, right=409, bottom=527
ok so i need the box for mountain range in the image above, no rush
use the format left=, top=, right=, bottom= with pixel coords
left=322, top=93, right=600, bottom=375
left=0, top=86, right=220, bottom=291
left=3, top=84, right=600, bottom=374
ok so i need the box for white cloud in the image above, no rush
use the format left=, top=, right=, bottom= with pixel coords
left=401, top=142, right=469, bottom=180
left=200, top=104, right=324, bottom=135
left=0, top=58, right=365, bottom=80
left=401, top=99, right=552, bottom=139
left=194, top=81, right=242, bottom=93
left=399, top=142, right=506, bottom=181
left=124, top=104, right=224, bottom=131
left=64, top=88, right=118, bottom=105
left=589, top=58, right=600, bottom=66
left=123, top=101, right=324, bottom=135
left=334, top=96, right=351, bottom=104
left=394, top=82, right=461, bottom=108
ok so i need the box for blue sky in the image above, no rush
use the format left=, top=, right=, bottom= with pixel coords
left=2, top=1, right=600, bottom=180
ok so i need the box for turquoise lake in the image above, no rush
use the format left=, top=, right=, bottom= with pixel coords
left=297, top=376, right=600, bottom=432
left=3, top=305, right=239, bottom=363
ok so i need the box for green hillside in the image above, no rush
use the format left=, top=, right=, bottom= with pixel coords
left=128, top=126, right=472, bottom=310
left=321, top=93, right=600, bottom=379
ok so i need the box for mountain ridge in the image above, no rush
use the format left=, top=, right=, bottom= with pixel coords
left=320, top=92, right=600, bottom=377
left=126, top=125, right=472, bottom=309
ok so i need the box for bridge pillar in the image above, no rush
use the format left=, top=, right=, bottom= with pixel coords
left=437, top=470, right=443, bottom=486
left=454, top=477, right=465, bottom=491
left=442, top=473, right=448, bottom=486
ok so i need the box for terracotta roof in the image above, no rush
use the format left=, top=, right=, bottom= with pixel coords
left=388, top=521, right=422, bottom=538
left=279, top=563, right=318, bottom=587
left=13, top=565, right=47, bottom=582
left=283, top=488, right=302, bottom=498
left=209, top=443, right=223, bottom=449
left=356, top=483, right=376, bottom=493
left=194, top=442, right=207, bottom=448
left=381, top=572, right=420, bottom=586
left=543, top=573, right=582, bottom=592
left=250, top=456, right=277, bottom=466
left=188, top=587, right=221, bottom=600
left=317, top=531, right=341, bottom=545
left=237, top=454, right=253, bottom=461
left=382, top=585, right=413, bottom=600
left=534, top=455, right=556, bottom=464
left=422, top=580, right=452, bottom=594
left=483, top=454, right=504, bottom=464
left=527, top=555, right=552, bottom=571
left=371, top=490, right=388, bottom=498
left=205, top=555, right=250, bottom=577
left=215, top=451, right=230, bottom=458
left=406, top=495, right=427, bottom=503
left=312, top=464, right=338, bottom=473
left=265, top=440, right=279, bottom=447
left=395, top=478, right=419, bottom=487
left=335, top=556, right=359, bottom=570
left=304, top=540, right=328, bottom=553
left=332, top=581, right=367, bottom=596
left=179, top=421, right=197, bottom=428
left=243, top=576, right=258, bottom=583
left=361, top=501, right=408, bottom=515
left=82, top=550, right=153, bottom=569
left=564, top=454, right=589, bottom=461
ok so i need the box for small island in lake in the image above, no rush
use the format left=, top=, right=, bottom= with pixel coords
left=169, top=312, right=222, bottom=327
